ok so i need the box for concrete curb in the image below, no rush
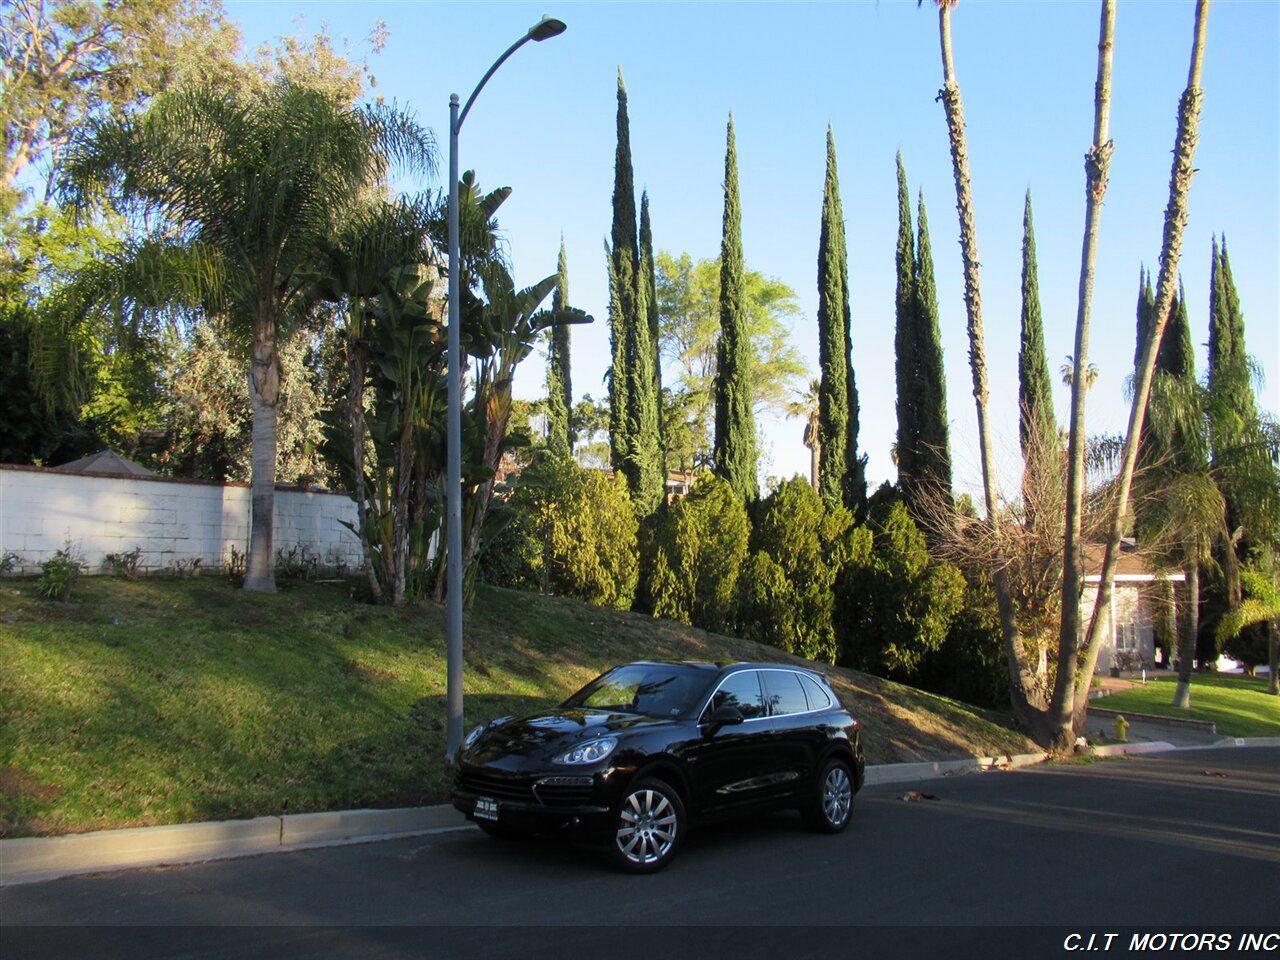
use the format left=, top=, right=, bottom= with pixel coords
left=4, top=740, right=1277, bottom=888
left=0, top=805, right=467, bottom=888
left=863, top=751, right=1048, bottom=785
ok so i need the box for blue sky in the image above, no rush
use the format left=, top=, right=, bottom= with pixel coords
left=228, top=0, right=1279, bottom=499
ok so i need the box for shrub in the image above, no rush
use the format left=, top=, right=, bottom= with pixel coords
left=103, top=546, right=144, bottom=579
left=649, top=475, right=750, bottom=634
left=915, top=577, right=1011, bottom=708
left=740, top=477, right=870, bottom=663
left=0, top=552, right=21, bottom=575
left=834, top=500, right=965, bottom=677
left=485, top=456, right=639, bottom=609
left=38, top=544, right=84, bottom=601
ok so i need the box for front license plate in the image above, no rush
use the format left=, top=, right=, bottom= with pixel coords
left=474, top=797, right=499, bottom=821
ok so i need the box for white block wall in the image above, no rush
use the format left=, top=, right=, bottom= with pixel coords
left=0, top=466, right=361, bottom=576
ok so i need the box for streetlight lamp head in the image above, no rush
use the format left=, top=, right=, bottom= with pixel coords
left=528, top=15, right=567, bottom=41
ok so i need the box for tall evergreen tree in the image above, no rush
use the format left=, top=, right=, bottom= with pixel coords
left=713, top=115, right=757, bottom=502
left=817, top=127, right=849, bottom=509
left=640, top=191, right=664, bottom=456
left=627, top=192, right=664, bottom=516
left=893, top=153, right=919, bottom=496
left=1018, top=191, right=1059, bottom=513
left=608, top=67, right=638, bottom=474
left=1208, top=238, right=1256, bottom=437
left=545, top=238, right=573, bottom=459
left=912, top=189, right=953, bottom=504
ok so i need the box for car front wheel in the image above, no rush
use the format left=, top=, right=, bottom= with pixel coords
left=804, top=758, right=855, bottom=833
left=609, top=777, right=685, bottom=873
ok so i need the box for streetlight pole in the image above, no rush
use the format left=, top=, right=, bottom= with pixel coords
left=446, top=15, right=567, bottom=761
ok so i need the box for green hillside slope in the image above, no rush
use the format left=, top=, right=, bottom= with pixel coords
left=0, top=578, right=1034, bottom=837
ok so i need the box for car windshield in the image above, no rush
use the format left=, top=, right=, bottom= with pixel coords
left=562, top=664, right=710, bottom=718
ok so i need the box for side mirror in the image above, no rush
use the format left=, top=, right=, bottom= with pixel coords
left=703, top=704, right=745, bottom=735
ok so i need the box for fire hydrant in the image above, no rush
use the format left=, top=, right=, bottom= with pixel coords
left=1115, top=715, right=1129, bottom=743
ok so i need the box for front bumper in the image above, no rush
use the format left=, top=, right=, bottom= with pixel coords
left=451, top=763, right=619, bottom=832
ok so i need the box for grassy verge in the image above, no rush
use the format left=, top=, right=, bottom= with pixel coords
left=1094, top=674, right=1279, bottom=738
left=0, top=576, right=1035, bottom=838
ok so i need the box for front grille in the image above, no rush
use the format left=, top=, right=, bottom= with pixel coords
left=457, top=769, right=536, bottom=802
left=533, top=776, right=595, bottom=807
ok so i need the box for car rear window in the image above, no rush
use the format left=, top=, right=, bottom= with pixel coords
left=800, top=674, right=834, bottom=710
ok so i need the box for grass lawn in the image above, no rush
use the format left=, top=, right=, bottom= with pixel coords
left=1094, top=673, right=1280, bottom=739
left=0, top=576, right=1035, bottom=838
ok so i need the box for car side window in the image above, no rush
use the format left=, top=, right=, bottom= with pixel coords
left=762, top=670, right=809, bottom=716
left=704, top=671, right=767, bottom=721
left=800, top=674, right=834, bottom=710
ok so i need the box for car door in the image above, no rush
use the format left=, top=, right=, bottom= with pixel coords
left=761, top=669, right=826, bottom=801
left=685, top=669, right=779, bottom=815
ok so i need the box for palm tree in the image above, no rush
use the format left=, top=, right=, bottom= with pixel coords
left=59, top=78, right=435, bottom=592
left=923, top=0, right=1044, bottom=737
left=1077, top=0, right=1211, bottom=735
left=788, top=378, right=822, bottom=492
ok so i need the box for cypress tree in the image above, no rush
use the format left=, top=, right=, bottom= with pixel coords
left=1208, top=237, right=1256, bottom=435
left=893, top=152, right=919, bottom=495
left=817, top=127, right=849, bottom=509
left=1018, top=191, right=1059, bottom=511
left=912, top=189, right=953, bottom=504
left=628, top=192, right=664, bottom=516
left=608, top=67, right=638, bottom=474
left=1134, top=267, right=1160, bottom=476
left=639, top=192, right=665, bottom=467
left=713, top=114, right=757, bottom=502
left=545, top=238, right=573, bottom=459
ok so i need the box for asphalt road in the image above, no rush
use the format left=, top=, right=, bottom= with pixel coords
left=3, top=746, right=1277, bottom=960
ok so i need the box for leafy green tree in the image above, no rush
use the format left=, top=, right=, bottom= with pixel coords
left=161, top=320, right=335, bottom=486
left=58, top=78, right=434, bottom=592
left=713, top=115, right=757, bottom=502
left=1, top=0, right=240, bottom=214
left=739, top=477, right=869, bottom=663
left=834, top=499, right=966, bottom=677
left=649, top=474, right=750, bottom=634
left=545, top=238, right=573, bottom=459
left=655, top=251, right=805, bottom=473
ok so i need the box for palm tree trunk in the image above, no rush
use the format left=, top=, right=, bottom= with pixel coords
left=244, top=316, right=280, bottom=593
left=1053, top=0, right=1116, bottom=748
left=934, top=2, right=1048, bottom=739
left=1078, top=0, right=1210, bottom=732
left=1173, top=561, right=1199, bottom=708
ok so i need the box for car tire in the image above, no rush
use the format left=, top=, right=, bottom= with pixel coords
left=609, top=777, right=685, bottom=874
left=804, top=757, right=855, bottom=834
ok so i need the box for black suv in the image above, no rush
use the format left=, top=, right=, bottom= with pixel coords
left=451, top=660, right=866, bottom=872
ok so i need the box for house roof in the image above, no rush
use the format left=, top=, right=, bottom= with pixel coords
left=54, top=449, right=156, bottom=477
left=1081, top=540, right=1185, bottom=582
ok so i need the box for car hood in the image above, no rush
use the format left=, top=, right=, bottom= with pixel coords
left=465, top=709, right=674, bottom=762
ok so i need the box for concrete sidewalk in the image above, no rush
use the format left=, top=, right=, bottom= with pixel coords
left=5, top=735, right=1276, bottom=888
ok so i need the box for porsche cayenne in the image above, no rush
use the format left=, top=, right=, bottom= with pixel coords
left=451, top=660, right=866, bottom=873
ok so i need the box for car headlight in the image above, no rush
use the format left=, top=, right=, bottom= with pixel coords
left=462, top=724, right=486, bottom=750
left=553, top=737, right=618, bottom=765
